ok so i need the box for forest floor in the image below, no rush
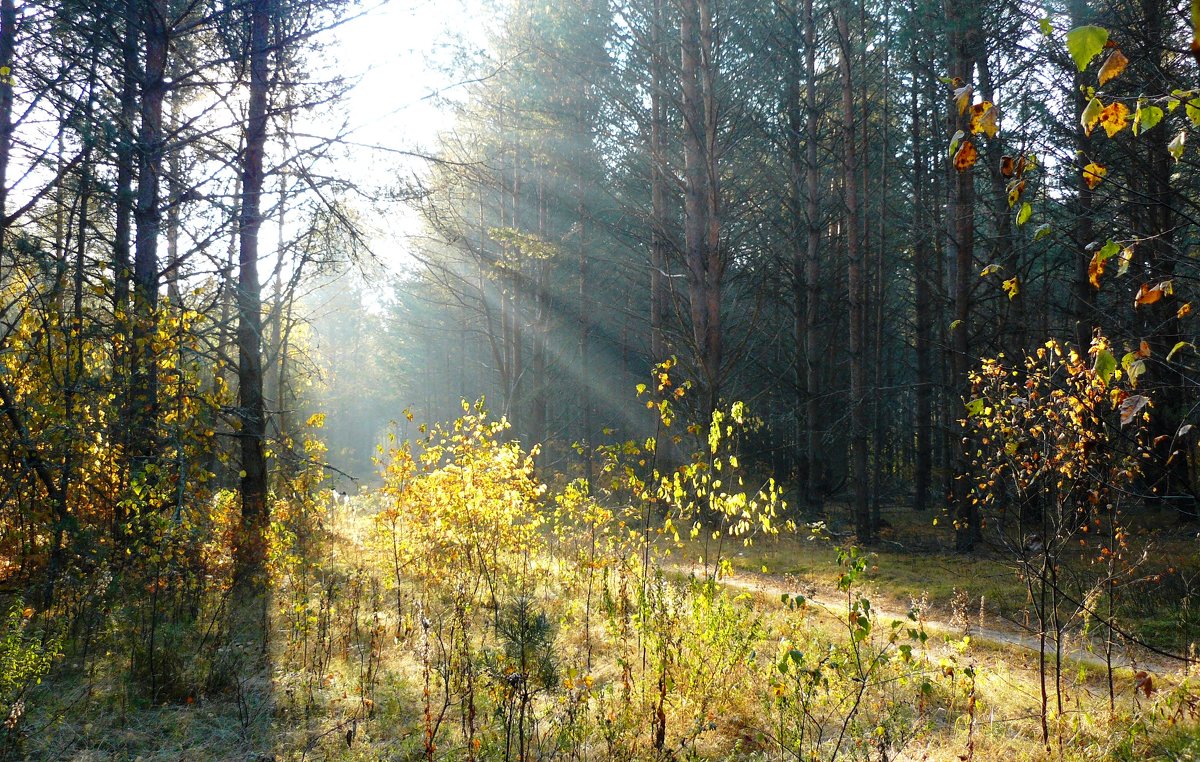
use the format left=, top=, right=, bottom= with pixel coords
left=14, top=495, right=1200, bottom=761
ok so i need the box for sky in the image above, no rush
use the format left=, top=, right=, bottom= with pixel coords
left=321, top=0, right=482, bottom=277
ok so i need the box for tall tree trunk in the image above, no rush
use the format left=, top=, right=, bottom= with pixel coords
left=910, top=19, right=933, bottom=512
left=113, top=0, right=137, bottom=316
left=680, top=0, right=721, bottom=425
left=130, top=0, right=168, bottom=466
left=803, top=0, right=823, bottom=515
left=945, top=0, right=978, bottom=551
left=234, top=0, right=271, bottom=589
left=785, top=0, right=804, bottom=491
left=531, top=168, right=548, bottom=455
left=836, top=5, right=870, bottom=544
left=649, top=0, right=668, bottom=365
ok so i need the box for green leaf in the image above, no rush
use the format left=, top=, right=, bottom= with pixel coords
left=1016, top=202, right=1032, bottom=226
left=948, top=129, right=965, bottom=158
left=1081, top=96, right=1104, bottom=134
left=1093, top=349, right=1117, bottom=386
left=965, top=398, right=986, bottom=417
left=1134, top=102, right=1164, bottom=135
left=1033, top=223, right=1052, bottom=241
left=1039, top=17, right=1053, bottom=36
left=1097, top=239, right=1120, bottom=262
left=1066, top=26, right=1109, bottom=71
left=1187, top=98, right=1200, bottom=127
left=1168, top=341, right=1194, bottom=362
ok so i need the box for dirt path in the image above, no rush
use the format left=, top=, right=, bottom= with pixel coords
left=667, top=561, right=1186, bottom=677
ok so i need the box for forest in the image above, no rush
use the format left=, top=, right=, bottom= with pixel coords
left=2, top=0, right=1200, bottom=758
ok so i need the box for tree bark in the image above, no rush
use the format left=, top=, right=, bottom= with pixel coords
left=130, top=0, right=169, bottom=465
left=234, top=0, right=271, bottom=589
left=945, top=0, right=979, bottom=551
left=910, top=15, right=932, bottom=512
left=836, top=5, right=870, bottom=544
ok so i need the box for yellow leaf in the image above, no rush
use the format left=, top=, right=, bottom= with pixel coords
left=1081, top=97, right=1103, bottom=137
left=970, top=101, right=999, bottom=138
left=954, top=83, right=974, bottom=115
left=1002, top=277, right=1020, bottom=300
left=1098, top=48, right=1128, bottom=85
left=1083, top=162, right=1107, bottom=189
left=1099, top=101, right=1130, bottom=137
left=1007, top=179, right=1026, bottom=208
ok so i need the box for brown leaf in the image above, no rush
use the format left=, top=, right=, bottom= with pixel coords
left=954, top=140, right=978, bottom=172
left=1135, top=671, right=1155, bottom=698
left=1119, top=394, right=1150, bottom=426
left=1001, top=155, right=1015, bottom=177
left=1098, top=49, right=1129, bottom=85
left=1138, top=340, right=1152, bottom=358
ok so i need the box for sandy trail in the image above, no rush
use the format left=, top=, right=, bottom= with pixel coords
left=666, top=560, right=1186, bottom=677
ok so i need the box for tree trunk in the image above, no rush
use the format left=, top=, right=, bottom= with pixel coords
left=836, top=5, right=870, bottom=544
left=945, top=0, right=979, bottom=552
left=680, top=0, right=721, bottom=426
left=803, top=0, right=823, bottom=515
left=910, top=17, right=932, bottom=512
left=234, top=0, right=271, bottom=589
left=130, top=0, right=169, bottom=466
left=649, top=0, right=669, bottom=365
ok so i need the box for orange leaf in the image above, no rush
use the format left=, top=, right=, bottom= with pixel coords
left=1178, top=302, right=1193, bottom=319
left=1137, top=340, right=1151, bottom=358
left=1088, top=252, right=1107, bottom=288
left=1132, top=283, right=1161, bottom=307
left=1098, top=49, right=1129, bottom=85
left=1083, top=162, right=1107, bottom=189
left=954, top=140, right=978, bottom=172
left=1000, top=155, right=1015, bottom=177
left=1099, top=101, right=1130, bottom=137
